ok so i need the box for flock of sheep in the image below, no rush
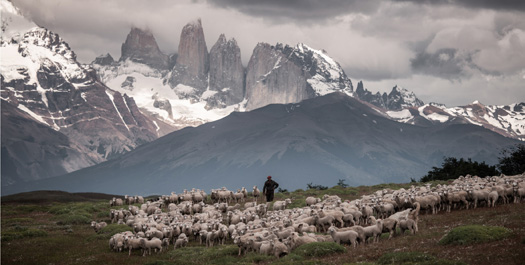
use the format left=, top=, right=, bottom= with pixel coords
left=91, top=173, right=525, bottom=258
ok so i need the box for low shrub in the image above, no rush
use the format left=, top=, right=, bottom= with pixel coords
left=2, top=217, right=34, bottom=226
left=439, top=225, right=512, bottom=245
left=96, top=211, right=109, bottom=219
left=1, top=227, right=47, bottom=242
left=53, top=213, right=91, bottom=225
left=166, top=245, right=239, bottom=265
left=292, top=242, right=346, bottom=257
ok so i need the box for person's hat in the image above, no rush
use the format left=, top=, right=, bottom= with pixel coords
left=267, top=176, right=272, bottom=179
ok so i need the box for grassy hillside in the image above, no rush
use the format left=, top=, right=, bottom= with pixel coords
left=1, top=183, right=524, bottom=265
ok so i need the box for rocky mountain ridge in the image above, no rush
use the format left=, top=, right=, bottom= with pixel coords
left=92, top=18, right=523, bottom=142
left=0, top=1, right=169, bottom=185
left=120, top=27, right=170, bottom=70
left=93, top=21, right=355, bottom=125
left=354, top=81, right=525, bottom=141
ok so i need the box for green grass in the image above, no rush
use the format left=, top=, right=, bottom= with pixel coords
left=52, top=212, right=92, bottom=225
left=165, top=245, right=240, bottom=265
left=438, top=225, right=512, bottom=245
left=87, top=224, right=133, bottom=241
left=1, top=217, right=34, bottom=226
left=1, top=184, right=524, bottom=265
left=292, top=242, right=346, bottom=257
left=377, top=252, right=466, bottom=265
left=1, top=226, right=48, bottom=242
left=48, top=201, right=110, bottom=225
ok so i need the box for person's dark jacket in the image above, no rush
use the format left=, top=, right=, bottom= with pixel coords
left=263, top=179, right=279, bottom=195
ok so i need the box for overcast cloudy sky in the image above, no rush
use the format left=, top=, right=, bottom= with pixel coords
left=11, top=0, right=525, bottom=106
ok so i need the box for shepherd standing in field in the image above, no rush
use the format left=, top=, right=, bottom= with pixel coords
left=263, top=176, right=279, bottom=202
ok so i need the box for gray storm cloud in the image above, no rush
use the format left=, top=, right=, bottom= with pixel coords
left=8, top=0, right=525, bottom=106
left=206, top=0, right=382, bottom=22
left=392, top=0, right=525, bottom=12
left=410, top=48, right=474, bottom=80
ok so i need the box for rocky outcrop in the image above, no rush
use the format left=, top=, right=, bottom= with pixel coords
left=152, top=93, right=173, bottom=119
left=244, top=42, right=354, bottom=111
left=1, top=99, right=103, bottom=186
left=169, top=19, right=209, bottom=94
left=277, top=43, right=353, bottom=95
left=355, top=82, right=424, bottom=111
left=245, top=43, right=313, bottom=110
left=1, top=25, right=160, bottom=184
left=386, top=85, right=424, bottom=111
left=355, top=81, right=387, bottom=108
left=120, top=27, right=170, bottom=70
left=207, top=34, right=244, bottom=108
left=93, top=53, right=115, bottom=66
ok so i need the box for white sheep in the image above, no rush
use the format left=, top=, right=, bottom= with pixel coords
left=328, top=226, right=358, bottom=248
left=305, top=196, right=321, bottom=206
left=271, top=239, right=289, bottom=258
left=488, top=190, right=499, bottom=207
left=206, top=230, right=218, bottom=247
left=273, top=198, right=292, bottom=211
left=314, top=214, right=334, bottom=233
left=259, top=240, right=273, bottom=255
left=398, top=218, right=416, bottom=235
left=513, top=186, right=525, bottom=203
left=288, top=232, right=317, bottom=250
left=174, top=237, right=188, bottom=249
left=139, top=237, right=162, bottom=256
left=124, top=236, right=142, bottom=256
left=252, top=186, right=260, bottom=202
left=369, top=216, right=397, bottom=239
left=91, top=221, right=107, bottom=233
left=363, top=219, right=383, bottom=243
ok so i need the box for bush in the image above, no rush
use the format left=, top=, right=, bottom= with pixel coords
left=498, top=144, right=525, bottom=175
left=14, top=205, right=43, bottom=213
left=420, top=157, right=499, bottom=182
left=53, top=213, right=91, bottom=225
left=292, top=242, right=346, bottom=257
left=439, top=225, right=512, bottom=245
left=337, top=179, right=349, bottom=188
left=277, top=188, right=289, bottom=193
left=1, top=227, right=48, bottom=242
left=307, top=183, right=328, bottom=190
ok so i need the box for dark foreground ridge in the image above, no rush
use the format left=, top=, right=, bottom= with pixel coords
left=1, top=190, right=123, bottom=204
left=3, top=92, right=520, bottom=196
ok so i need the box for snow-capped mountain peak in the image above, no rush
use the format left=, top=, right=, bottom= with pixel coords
left=389, top=85, right=424, bottom=109
left=289, top=43, right=353, bottom=96
left=0, top=0, right=36, bottom=41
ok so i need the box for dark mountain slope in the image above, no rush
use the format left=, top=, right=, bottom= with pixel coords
left=3, top=93, right=519, bottom=196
